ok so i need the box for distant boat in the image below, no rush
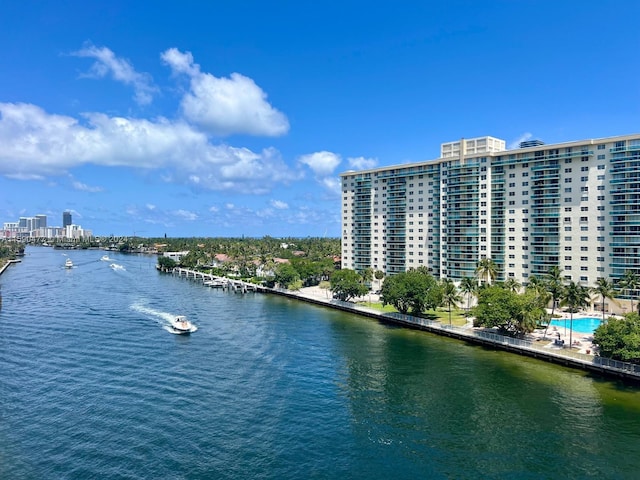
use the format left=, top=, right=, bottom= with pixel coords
left=100, top=255, right=110, bottom=261
left=171, top=315, right=194, bottom=335
left=109, top=263, right=125, bottom=271
left=65, top=258, right=73, bottom=269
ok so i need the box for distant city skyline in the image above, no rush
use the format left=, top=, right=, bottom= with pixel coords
left=1, top=1, right=639, bottom=237
left=3, top=211, right=92, bottom=239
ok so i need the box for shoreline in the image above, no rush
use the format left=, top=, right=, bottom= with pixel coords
left=287, top=285, right=640, bottom=383
left=0, top=258, right=21, bottom=276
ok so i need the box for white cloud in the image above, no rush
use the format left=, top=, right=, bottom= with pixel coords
left=508, top=132, right=533, bottom=150
left=209, top=206, right=219, bottom=213
left=72, top=44, right=157, bottom=105
left=146, top=204, right=156, bottom=210
left=348, top=156, right=377, bottom=170
left=0, top=102, right=299, bottom=194
left=174, top=209, right=198, bottom=221
left=321, top=177, right=341, bottom=196
left=161, top=48, right=289, bottom=137
left=270, top=199, right=289, bottom=209
left=298, top=151, right=343, bottom=197
left=298, top=151, right=341, bottom=176
left=72, top=180, right=103, bottom=192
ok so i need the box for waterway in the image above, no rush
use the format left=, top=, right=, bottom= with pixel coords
left=1, top=246, right=640, bottom=479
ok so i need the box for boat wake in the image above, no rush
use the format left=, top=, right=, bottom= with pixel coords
left=130, top=302, right=197, bottom=334
left=109, top=263, right=126, bottom=271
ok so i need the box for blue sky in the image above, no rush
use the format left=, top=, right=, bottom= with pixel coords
left=1, top=1, right=639, bottom=237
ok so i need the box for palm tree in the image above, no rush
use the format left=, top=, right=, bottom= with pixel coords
left=545, top=265, right=564, bottom=317
left=475, top=258, right=498, bottom=286
left=504, top=278, right=521, bottom=293
left=459, top=276, right=476, bottom=315
left=619, top=270, right=640, bottom=314
left=374, top=270, right=385, bottom=292
left=561, top=281, right=591, bottom=349
left=526, top=275, right=552, bottom=336
left=442, top=279, right=462, bottom=326
left=591, top=277, right=617, bottom=324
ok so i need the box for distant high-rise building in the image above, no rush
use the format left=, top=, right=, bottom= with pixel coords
left=35, top=214, right=47, bottom=229
left=63, top=211, right=72, bottom=227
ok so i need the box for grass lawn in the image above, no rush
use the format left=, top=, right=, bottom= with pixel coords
left=355, top=301, right=469, bottom=327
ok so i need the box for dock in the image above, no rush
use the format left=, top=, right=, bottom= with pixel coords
left=171, top=267, right=263, bottom=293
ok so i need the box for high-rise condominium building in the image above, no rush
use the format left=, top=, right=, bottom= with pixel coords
left=63, top=211, right=72, bottom=227
left=340, top=133, right=640, bottom=287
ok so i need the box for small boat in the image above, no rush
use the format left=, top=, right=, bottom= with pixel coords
left=65, top=258, right=73, bottom=269
left=171, top=315, right=193, bottom=334
left=100, top=255, right=110, bottom=261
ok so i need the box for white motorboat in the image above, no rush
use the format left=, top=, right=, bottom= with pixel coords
left=171, top=315, right=193, bottom=334
left=65, top=258, right=73, bottom=269
left=100, top=255, right=110, bottom=261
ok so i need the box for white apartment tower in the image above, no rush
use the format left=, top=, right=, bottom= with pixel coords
left=341, top=133, right=640, bottom=287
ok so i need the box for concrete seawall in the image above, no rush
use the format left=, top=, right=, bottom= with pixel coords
left=167, top=267, right=640, bottom=384
left=269, top=288, right=640, bottom=384
left=0, top=259, right=21, bottom=276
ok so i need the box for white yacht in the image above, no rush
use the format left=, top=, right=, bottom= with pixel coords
left=171, top=315, right=194, bottom=334
left=100, top=255, right=110, bottom=261
left=65, top=258, right=73, bottom=269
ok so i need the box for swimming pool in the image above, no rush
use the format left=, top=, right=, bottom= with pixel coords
left=548, top=316, right=602, bottom=335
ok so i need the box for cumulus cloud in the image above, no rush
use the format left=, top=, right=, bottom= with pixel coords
left=508, top=132, right=533, bottom=150
left=174, top=209, right=198, bottom=221
left=0, top=102, right=299, bottom=194
left=72, top=44, right=157, bottom=105
left=298, top=150, right=343, bottom=196
left=321, top=177, right=341, bottom=195
left=348, top=156, right=377, bottom=170
left=161, top=47, right=289, bottom=137
left=298, top=151, right=341, bottom=176
left=270, top=199, right=289, bottom=209
left=72, top=180, right=103, bottom=192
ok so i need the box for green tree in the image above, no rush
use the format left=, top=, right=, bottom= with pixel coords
left=374, top=270, right=385, bottom=291
left=561, top=281, right=591, bottom=348
left=504, top=278, right=521, bottom=293
left=593, top=312, right=640, bottom=363
left=475, top=257, right=498, bottom=286
left=157, top=256, right=177, bottom=270
left=544, top=266, right=565, bottom=331
left=274, top=263, right=300, bottom=290
left=459, top=276, right=476, bottom=315
left=441, top=279, right=462, bottom=325
left=526, top=275, right=552, bottom=336
left=380, top=269, right=439, bottom=315
left=619, top=270, right=640, bottom=314
left=591, top=277, right=617, bottom=324
left=330, top=269, right=368, bottom=301
left=473, top=285, right=543, bottom=336
left=361, top=267, right=374, bottom=289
